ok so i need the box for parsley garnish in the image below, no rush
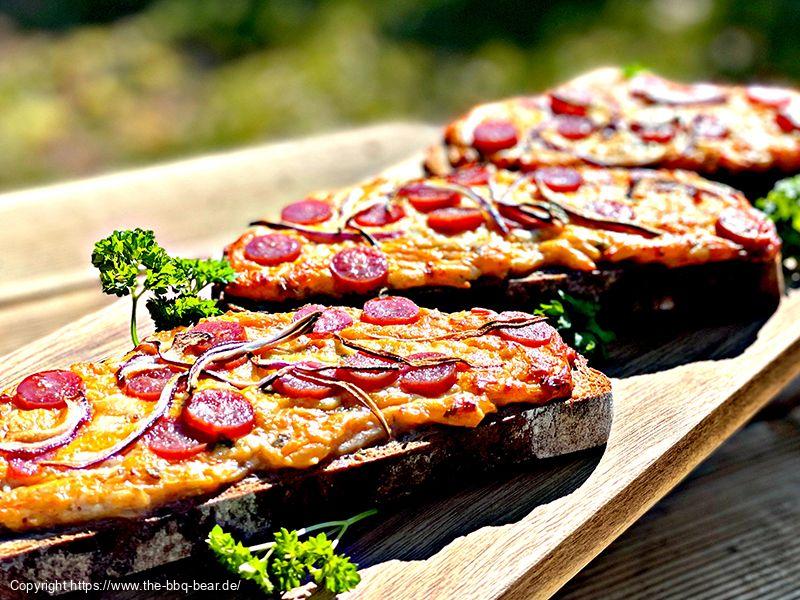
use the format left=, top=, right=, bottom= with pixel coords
left=535, top=290, right=616, bottom=358
left=91, top=229, right=235, bottom=346
left=756, top=175, right=800, bottom=284
left=622, top=62, right=648, bottom=79
left=207, top=509, right=374, bottom=596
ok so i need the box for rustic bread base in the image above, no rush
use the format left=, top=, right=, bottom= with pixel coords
left=224, top=257, right=783, bottom=331
left=0, top=367, right=611, bottom=594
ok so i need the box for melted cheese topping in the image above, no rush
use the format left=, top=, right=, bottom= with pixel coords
left=0, top=308, right=574, bottom=531
left=436, top=66, right=800, bottom=174
left=225, top=167, right=778, bottom=302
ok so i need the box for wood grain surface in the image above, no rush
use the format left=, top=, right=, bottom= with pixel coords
left=1, top=123, right=799, bottom=599
left=557, top=405, right=800, bottom=600
left=0, top=122, right=439, bottom=354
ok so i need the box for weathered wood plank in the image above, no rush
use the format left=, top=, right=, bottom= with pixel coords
left=556, top=407, right=800, bottom=600
left=0, top=123, right=437, bottom=354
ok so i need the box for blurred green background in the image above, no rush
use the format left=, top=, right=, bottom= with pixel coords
left=0, top=0, right=798, bottom=191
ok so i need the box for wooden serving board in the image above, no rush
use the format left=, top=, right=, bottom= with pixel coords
left=1, top=124, right=800, bottom=598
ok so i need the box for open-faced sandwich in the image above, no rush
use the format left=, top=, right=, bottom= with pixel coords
left=424, top=67, right=800, bottom=180
left=0, top=302, right=610, bottom=579
left=222, top=165, right=781, bottom=319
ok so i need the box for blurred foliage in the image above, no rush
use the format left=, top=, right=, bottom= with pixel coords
left=0, top=0, right=798, bottom=190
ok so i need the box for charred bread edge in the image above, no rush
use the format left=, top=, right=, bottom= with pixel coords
left=223, top=256, right=783, bottom=323
left=0, top=365, right=611, bottom=589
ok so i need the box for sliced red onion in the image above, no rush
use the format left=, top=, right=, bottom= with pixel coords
left=292, top=368, right=391, bottom=437
left=423, top=181, right=509, bottom=235
left=249, top=220, right=402, bottom=244
left=42, top=374, right=182, bottom=469
left=186, top=311, right=322, bottom=391
left=0, top=398, right=91, bottom=457
left=535, top=183, right=664, bottom=238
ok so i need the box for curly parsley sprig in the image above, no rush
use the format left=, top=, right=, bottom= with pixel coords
left=207, top=509, right=375, bottom=596
left=91, top=229, right=235, bottom=346
left=535, top=290, right=616, bottom=358
left=756, top=175, right=800, bottom=284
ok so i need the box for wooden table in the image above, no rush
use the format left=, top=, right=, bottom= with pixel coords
left=2, top=124, right=798, bottom=599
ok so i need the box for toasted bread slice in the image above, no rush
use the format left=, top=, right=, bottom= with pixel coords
left=0, top=364, right=610, bottom=586
left=222, top=167, right=782, bottom=324
left=424, top=66, right=800, bottom=177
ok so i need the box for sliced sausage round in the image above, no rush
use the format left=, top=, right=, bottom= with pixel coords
left=427, top=207, right=485, bottom=235
left=447, top=165, right=490, bottom=186
left=335, top=352, right=400, bottom=392
left=182, top=389, right=255, bottom=441
left=124, top=368, right=177, bottom=401
left=353, top=202, right=405, bottom=227
left=715, top=209, right=776, bottom=251
left=632, top=121, right=677, bottom=144
left=537, top=167, right=583, bottom=193
left=471, top=120, right=519, bottom=154
left=361, top=296, right=421, bottom=326
left=272, top=363, right=337, bottom=399
left=549, top=89, right=591, bottom=116
left=398, top=183, right=461, bottom=213
left=146, top=418, right=207, bottom=460
left=330, top=247, right=389, bottom=295
left=13, top=370, right=84, bottom=410
left=556, top=116, right=596, bottom=140
left=400, top=352, right=458, bottom=397
left=746, top=85, right=793, bottom=109
left=281, top=199, right=333, bottom=224
left=244, top=234, right=301, bottom=266
left=497, top=320, right=556, bottom=348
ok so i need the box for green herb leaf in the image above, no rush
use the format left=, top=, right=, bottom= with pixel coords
left=207, top=525, right=274, bottom=593
left=92, top=229, right=235, bottom=345
left=622, top=62, right=648, bottom=79
left=207, top=510, right=374, bottom=596
left=756, top=175, right=800, bottom=283
left=534, top=290, right=615, bottom=358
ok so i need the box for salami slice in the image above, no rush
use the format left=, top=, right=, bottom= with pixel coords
left=715, top=208, right=776, bottom=251
left=244, top=234, right=302, bottom=266
left=556, top=116, right=596, bottom=140
left=123, top=368, right=177, bottom=401
left=361, top=296, right=421, bottom=326
left=398, top=183, right=461, bottom=213
left=536, top=167, right=583, bottom=193
left=471, top=120, right=519, bottom=154
left=631, top=121, right=677, bottom=144
left=146, top=418, right=207, bottom=460
left=497, top=320, right=555, bottom=348
left=549, top=89, right=591, bottom=116
left=335, top=352, right=399, bottom=391
left=427, top=207, right=485, bottom=234
left=447, top=165, right=490, bottom=186
left=400, top=352, right=458, bottom=398
left=746, top=85, right=793, bottom=109
left=353, top=202, right=405, bottom=227
left=776, top=103, right=800, bottom=133
left=13, top=370, right=84, bottom=410
left=630, top=76, right=726, bottom=105
left=330, top=247, right=389, bottom=295
left=185, top=321, right=248, bottom=354
left=182, top=389, right=255, bottom=441
left=272, top=362, right=337, bottom=399
left=281, top=199, right=333, bottom=224
left=292, top=304, right=352, bottom=335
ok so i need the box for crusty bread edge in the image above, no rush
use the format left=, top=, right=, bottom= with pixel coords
left=0, top=365, right=611, bottom=592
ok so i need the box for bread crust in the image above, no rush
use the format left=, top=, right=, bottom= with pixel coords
left=0, top=366, right=611, bottom=589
